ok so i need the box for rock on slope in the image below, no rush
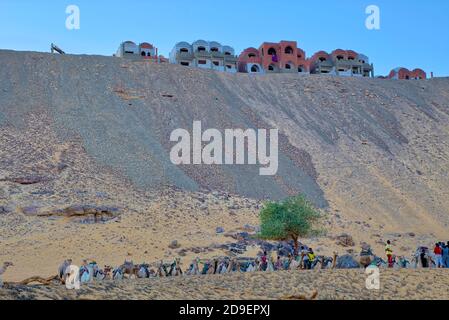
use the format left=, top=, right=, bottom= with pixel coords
left=1, top=49, right=449, bottom=236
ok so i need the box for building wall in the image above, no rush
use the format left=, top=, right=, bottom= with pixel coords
left=238, top=41, right=309, bottom=74
left=259, top=41, right=309, bottom=73
left=309, top=49, right=373, bottom=77
left=388, top=67, right=426, bottom=80
left=170, top=40, right=237, bottom=73
left=237, top=47, right=264, bottom=73
left=116, top=41, right=160, bottom=62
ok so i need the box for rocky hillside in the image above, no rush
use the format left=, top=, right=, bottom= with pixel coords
left=1, top=49, right=448, bottom=231
left=0, top=50, right=449, bottom=281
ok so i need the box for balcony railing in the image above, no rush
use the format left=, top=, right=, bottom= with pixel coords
left=316, top=60, right=334, bottom=67
left=176, top=52, right=194, bottom=60
left=211, top=51, right=225, bottom=58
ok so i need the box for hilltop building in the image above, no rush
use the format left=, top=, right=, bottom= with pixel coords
left=169, top=40, right=238, bottom=73
left=387, top=67, right=426, bottom=80
left=237, top=48, right=264, bottom=74
left=308, top=49, right=374, bottom=77
left=238, top=41, right=309, bottom=74
left=114, top=40, right=433, bottom=80
left=259, top=41, right=309, bottom=73
left=115, top=41, right=166, bottom=62
left=237, top=42, right=374, bottom=77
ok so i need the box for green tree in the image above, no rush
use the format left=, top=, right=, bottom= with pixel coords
left=259, top=195, right=322, bottom=256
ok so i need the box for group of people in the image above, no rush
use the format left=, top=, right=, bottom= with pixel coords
left=431, top=242, right=449, bottom=268
left=384, top=240, right=449, bottom=269
left=2, top=241, right=448, bottom=288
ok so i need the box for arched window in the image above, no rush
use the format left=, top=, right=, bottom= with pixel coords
left=181, top=62, right=189, bottom=66
left=141, top=51, right=146, bottom=56
left=297, top=54, right=302, bottom=59
left=285, top=63, right=291, bottom=69
left=180, top=48, right=189, bottom=53
left=251, top=65, right=260, bottom=73
left=285, top=46, right=293, bottom=54
left=211, top=47, right=219, bottom=52
left=268, top=65, right=275, bottom=71
left=298, top=66, right=304, bottom=72
left=224, top=51, right=232, bottom=56
left=248, top=53, right=256, bottom=58
left=268, top=48, right=277, bottom=56
left=198, top=46, right=206, bottom=52
left=336, top=55, right=344, bottom=60
left=348, top=56, right=355, bottom=60
left=319, top=57, right=326, bottom=62
left=405, top=75, right=410, bottom=80
left=213, top=61, right=220, bottom=66
left=147, top=52, right=151, bottom=57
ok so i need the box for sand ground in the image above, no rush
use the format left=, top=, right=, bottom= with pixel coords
left=1, top=269, right=448, bottom=300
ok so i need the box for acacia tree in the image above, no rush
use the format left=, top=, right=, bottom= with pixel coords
left=259, top=195, right=322, bottom=256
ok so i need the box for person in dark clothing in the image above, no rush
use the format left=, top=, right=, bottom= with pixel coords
left=420, top=248, right=429, bottom=268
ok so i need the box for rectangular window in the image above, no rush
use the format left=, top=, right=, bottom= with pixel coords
left=198, top=60, right=207, bottom=65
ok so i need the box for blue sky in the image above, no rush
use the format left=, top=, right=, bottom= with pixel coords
left=1, top=0, right=448, bottom=76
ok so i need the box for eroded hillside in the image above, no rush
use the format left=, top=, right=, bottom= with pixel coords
left=0, top=50, right=448, bottom=280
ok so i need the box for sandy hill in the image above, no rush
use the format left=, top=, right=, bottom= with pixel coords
left=0, top=50, right=448, bottom=281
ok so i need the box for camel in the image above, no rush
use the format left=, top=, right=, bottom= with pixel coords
left=65, top=265, right=80, bottom=289
left=246, top=262, right=256, bottom=272
left=398, top=256, right=410, bottom=269
left=206, top=259, right=217, bottom=275
left=136, top=264, right=151, bottom=278
left=95, top=265, right=113, bottom=281
left=119, top=260, right=139, bottom=279
left=156, top=260, right=169, bottom=277
left=331, top=252, right=338, bottom=269
left=112, top=267, right=124, bottom=280
left=58, top=259, right=72, bottom=283
left=186, top=259, right=201, bottom=276
left=0, top=262, right=13, bottom=275
left=316, top=256, right=333, bottom=269
left=226, top=258, right=240, bottom=273
left=168, top=258, right=183, bottom=276
left=0, top=262, right=13, bottom=288
left=217, top=260, right=228, bottom=274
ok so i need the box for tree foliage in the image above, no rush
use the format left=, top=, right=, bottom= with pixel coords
left=259, top=195, right=322, bottom=254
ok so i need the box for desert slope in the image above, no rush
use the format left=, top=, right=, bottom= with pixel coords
left=0, top=50, right=448, bottom=281
left=1, top=50, right=448, bottom=228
